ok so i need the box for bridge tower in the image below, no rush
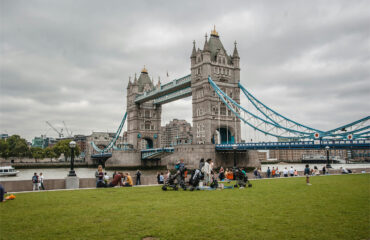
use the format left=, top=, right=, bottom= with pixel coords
left=126, top=67, right=162, bottom=150
left=191, top=27, right=241, bottom=144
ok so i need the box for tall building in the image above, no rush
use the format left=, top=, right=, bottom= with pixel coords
left=126, top=67, right=162, bottom=150
left=160, top=119, right=193, bottom=147
left=191, top=27, right=241, bottom=144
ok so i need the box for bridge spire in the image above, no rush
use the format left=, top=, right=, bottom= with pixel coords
left=203, top=33, right=210, bottom=52
left=191, top=40, right=196, bottom=58
left=233, top=40, right=239, bottom=59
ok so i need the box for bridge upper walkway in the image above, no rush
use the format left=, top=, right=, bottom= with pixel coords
left=216, top=139, right=370, bottom=151
left=135, top=74, right=191, bottom=104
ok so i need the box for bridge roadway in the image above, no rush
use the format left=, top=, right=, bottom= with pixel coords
left=135, top=74, right=191, bottom=104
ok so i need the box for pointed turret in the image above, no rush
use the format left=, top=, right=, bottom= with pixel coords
left=127, top=76, right=132, bottom=88
left=157, top=76, right=161, bottom=88
left=233, top=41, right=239, bottom=59
left=134, top=73, right=138, bottom=84
left=191, top=40, right=196, bottom=58
left=203, top=33, right=210, bottom=52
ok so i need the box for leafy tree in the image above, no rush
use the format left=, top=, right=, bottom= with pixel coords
left=31, top=147, right=45, bottom=159
left=44, top=146, right=57, bottom=159
left=0, top=139, right=9, bottom=158
left=53, top=139, right=80, bottom=160
left=6, top=135, right=31, bottom=157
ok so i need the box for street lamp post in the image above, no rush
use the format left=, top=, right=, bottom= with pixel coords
left=232, top=144, right=238, bottom=168
left=68, top=141, right=77, bottom=177
left=325, top=146, right=331, bottom=168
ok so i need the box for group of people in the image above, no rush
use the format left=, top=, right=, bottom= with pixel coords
left=95, top=165, right=133, bottom=188
left=31, top=172, right=45, bottom=191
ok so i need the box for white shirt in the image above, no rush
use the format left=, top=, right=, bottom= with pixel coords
left=289, top=168, right=294, bottom=174
left=39, top=175, right=44, bottom=183
left=283, top=169, right=288, bottom=175
left=203, top=162, right=211, bottom=174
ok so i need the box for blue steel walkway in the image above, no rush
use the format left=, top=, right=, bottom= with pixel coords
left=216, top=139, right=370, bottom=151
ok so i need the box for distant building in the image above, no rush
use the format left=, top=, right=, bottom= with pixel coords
left=31, top=136, right=57, bottom=149
left=160, top=119, right=193, bottom=147
left=0, top=134, right=8, bottom=140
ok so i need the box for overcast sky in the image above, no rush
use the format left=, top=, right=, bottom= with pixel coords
left=1, top=0, right=369, bottom=142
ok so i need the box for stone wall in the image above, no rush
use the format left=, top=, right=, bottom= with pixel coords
left=161, top=144, right=260, bottom=169
left=105, top=150, right=142, bottom=167
left=0, top=176, right=158, bottom=192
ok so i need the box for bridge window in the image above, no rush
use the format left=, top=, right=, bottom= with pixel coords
left=145, top=121, right=151, bottom=130
left=220, top=105, right=226, bottom=115
left=222, top=58, right=225, bottom=64
left=145, top=110, right=150, bottom=118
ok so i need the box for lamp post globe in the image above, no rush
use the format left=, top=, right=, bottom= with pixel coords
left=325, top=146, right=331, bottom=169
left=68, top=140, right=77, bottom=177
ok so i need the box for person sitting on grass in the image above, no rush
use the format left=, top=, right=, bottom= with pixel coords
left=108, top=172, right=123, bottom=187
left=0, top=184, right=5, bottom=202
left=218, top=167, right=225, bottom=181
left=95, top=165, right=104, bottom=187
left=304, top=164, right=311, bottom=185
left=226, top=168, right=233, bottom=180
left=159, top=172, right=164, bottom=184
left=275, top=168, right=280, bottom=177
left=122, top=173, right=133, bottom=187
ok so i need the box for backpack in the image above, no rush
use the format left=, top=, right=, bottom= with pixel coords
left=32, top=176, right=38, bottom=183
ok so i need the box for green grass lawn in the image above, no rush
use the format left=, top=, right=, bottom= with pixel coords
left=1, top=174, right=369, bottom=240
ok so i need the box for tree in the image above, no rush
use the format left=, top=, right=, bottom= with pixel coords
left=53, top=139, right=80, bottom=160
left=6, top=135, right=31, bottom=157
left=44, top=146, right=57, bottom=159
left=31, top=147, right=45, bottom=160
left=0, top=139, right=9, bottom=158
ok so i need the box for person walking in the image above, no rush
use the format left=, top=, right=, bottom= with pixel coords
left=135, top=170, right=142, bottom=185
left=39, top=172, right=45, bottom=190
left=156, top=172, right=160, bottom=184
left=203, top=159, right=212, bottom=186
left=32, top=173, right=39, bottom=191
left=322, top=166, right=326, bottom=175
left=304, top=164, right=312, bottom=185
left=267, top=167, right=271, bottom=178
left=283, top=167, right=288, bottom=177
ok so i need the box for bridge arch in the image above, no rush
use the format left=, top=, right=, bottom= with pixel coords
left=212, top=125, right=236, bottom=144
left=140, top=137, right=154, bottom=149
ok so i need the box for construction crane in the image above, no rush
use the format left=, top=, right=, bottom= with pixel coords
left=63, top=121, right=73, bottom=138
left=46, top=121, right=64, bottom=138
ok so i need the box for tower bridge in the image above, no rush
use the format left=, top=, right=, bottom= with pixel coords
left=87, top=27, right=370, bottom=168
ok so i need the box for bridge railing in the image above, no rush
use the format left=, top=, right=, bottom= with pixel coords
left=216, top=139, right=370, bottom=150
left=135, top=74, right=191, bottom=102
left=153, top=87, right=192, bottom=104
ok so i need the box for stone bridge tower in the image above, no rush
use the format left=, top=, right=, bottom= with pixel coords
left=191, top=27, right=241, bottom=145
left=126, top=67, right=162, bottom=150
